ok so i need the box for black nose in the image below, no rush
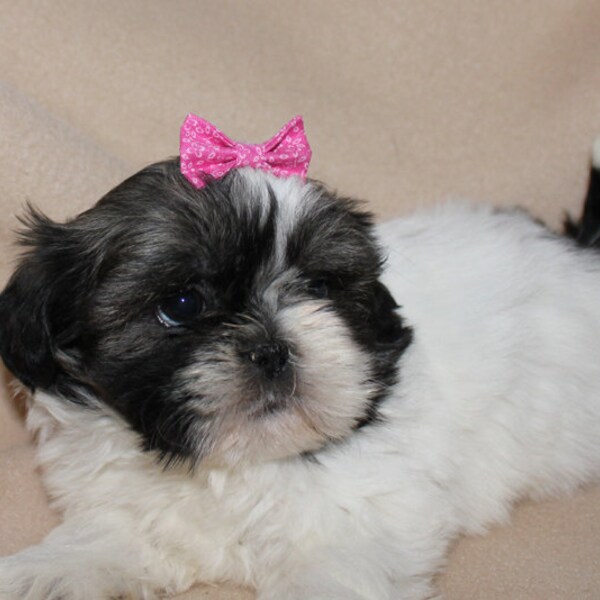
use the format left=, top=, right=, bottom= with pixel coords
left=244, top=342, right=290, bottom=380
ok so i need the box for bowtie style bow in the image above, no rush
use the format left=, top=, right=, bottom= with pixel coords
left=180, top=114, right=312, bottom=189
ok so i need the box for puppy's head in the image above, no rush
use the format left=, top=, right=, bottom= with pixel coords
left=0, top=161, right=411, bottom=466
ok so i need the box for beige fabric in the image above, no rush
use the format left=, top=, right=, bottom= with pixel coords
left=0, top=1, right=599, bottom=598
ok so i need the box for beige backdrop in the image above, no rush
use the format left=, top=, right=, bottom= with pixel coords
left=1, top=1, right=600, bottom=598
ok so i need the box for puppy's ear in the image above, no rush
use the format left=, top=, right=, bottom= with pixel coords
left=0, top=208, right=86, bottom=391
left=371, top=281, right=412, bottom=352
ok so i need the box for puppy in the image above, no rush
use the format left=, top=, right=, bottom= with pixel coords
left=0, top=132, right=600, bottom=599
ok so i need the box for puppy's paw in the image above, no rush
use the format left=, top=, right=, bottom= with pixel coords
left=0, top=556, right=157, bottom=600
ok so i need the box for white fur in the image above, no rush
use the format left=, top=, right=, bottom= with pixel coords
left=3, top=201, right=600, bottom=599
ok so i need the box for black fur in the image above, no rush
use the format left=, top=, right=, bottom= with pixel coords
left=0, top=160, right=412, bottom=463
left=564, top=161, right=600, bottom=247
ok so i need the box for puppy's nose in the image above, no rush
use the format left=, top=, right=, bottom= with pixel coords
left=244, top=342, right=290, bottom=380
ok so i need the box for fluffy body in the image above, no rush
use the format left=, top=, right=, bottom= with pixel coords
left=1, top=168, right=600, bottom=599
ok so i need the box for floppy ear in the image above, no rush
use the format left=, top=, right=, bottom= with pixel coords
left=0, top=263, right=56, bottom=389
left=369, top=280, right=411, bottom=350
left=0, top=209, right=85, bottom=391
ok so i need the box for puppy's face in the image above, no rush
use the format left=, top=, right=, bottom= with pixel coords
left=0, top=161, right=411, bottom=466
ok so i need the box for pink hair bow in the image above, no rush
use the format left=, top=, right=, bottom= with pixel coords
left=179, top=114, right=312, bottom=189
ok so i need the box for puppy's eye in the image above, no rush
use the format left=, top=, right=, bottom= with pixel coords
left=157, top=290, right=204, bottom=327
left=306, top=278, right=330, bottom=299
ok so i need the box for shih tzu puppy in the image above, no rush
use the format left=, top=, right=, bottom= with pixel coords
left=0, top=115, right=600, bottom=600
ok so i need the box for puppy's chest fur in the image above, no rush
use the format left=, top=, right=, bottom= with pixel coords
left=28, top=390, right=382, bottom=589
